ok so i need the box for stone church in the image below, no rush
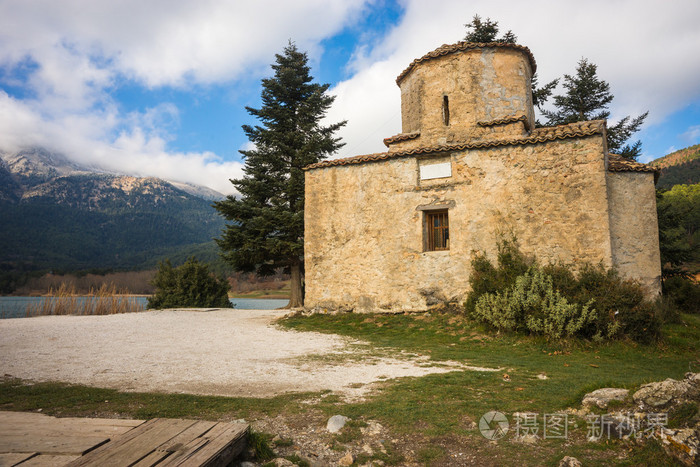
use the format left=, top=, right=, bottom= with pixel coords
left=303, top=41, right=661, bottom=313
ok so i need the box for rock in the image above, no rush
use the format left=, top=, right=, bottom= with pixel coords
left=272, top=458, right=295, bottom=467
left=516, top=434, right=538, bottom=445
left=582, top=388, right=629, bottom=409
left=633, top=373, right=700, bottom=409
left=327, top=415, right=349, bottom=433
left=659, top=427, right=699, bottom=466
left=360, top=420, right=384, bottom=436
left=238, top=462, right=256, bottom=467
left=362, top=443, right=373, bottom=455
left=338, top=452, right=354, bottom=466
left=558, top=456, right=582, bottom=467
left=537, top=373, right=548, bottom=380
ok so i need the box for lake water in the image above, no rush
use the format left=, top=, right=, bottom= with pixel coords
left=0, top=296, right=289, bottom=319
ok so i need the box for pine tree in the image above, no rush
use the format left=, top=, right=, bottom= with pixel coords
left=463, top=15, right=558, bottom=110
left=214, top=43, right=346, bottom=308
left=542, top=58, right=648, bottom=160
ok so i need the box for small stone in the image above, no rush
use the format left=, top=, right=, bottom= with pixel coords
left=558, top=456, right=582, bottom=467
left=239, top=462, right=256, bottom=467
left=362, top=444, right=373, bottom=455
left=582, top=388, right=629, bottom=409
left=327, top=415, right=349, bottom=433
left=537, top=373, right=548, bottom=380
left=338, top=452, right=354, bottom=466
left=272, top=458, right=295, bottom=467
left=516, top=434, right=538, bottom=445
left=360, top=420, right=384, bottom=436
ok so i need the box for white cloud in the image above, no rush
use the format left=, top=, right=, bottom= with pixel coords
left=681, top=125, right=700, bottom=144
left=0, top=0, right=372, bottom=193
left=327, top=0, right=700, bottom=158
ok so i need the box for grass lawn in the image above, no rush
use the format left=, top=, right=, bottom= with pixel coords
left=278, top=311, right=700, bottom=465
left=1, top=311, right=697, bottom=465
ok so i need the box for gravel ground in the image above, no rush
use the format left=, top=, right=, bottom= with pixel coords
left=0, top=309, right=475, bottom=399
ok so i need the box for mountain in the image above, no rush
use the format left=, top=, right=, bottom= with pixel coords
left=0, top=148, right=228, bottom=277
left=649, top=144, right=700, bottom=190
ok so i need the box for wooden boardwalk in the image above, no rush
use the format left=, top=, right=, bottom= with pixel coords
left=0, top=412, right=248, bottom=467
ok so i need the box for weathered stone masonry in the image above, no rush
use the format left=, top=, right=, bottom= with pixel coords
left=304, top=42, right=661, bottom=313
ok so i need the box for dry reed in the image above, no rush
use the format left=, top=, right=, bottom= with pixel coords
left=25, top=283, right=145, bottom=317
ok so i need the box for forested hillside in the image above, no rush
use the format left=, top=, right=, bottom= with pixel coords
left=0, top=148, right=227, bottom=292
left=650, top=144, right=700, bottom=189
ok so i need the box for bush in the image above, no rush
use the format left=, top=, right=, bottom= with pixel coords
left=147, top=257, right=232, bottom=309
left=464, top=238, right=530, bottom=314
left=663, top=275, right=700, bottom=313
left=465, top=239, right=661, bottom=343
left=474, top=267, right=598, bottom=339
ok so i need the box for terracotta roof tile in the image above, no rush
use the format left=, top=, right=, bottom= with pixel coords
left=477, top=115, right=528, bottom=129
left=383, top=132, right=420, bottom=147
left=608, top=154, right=658, bottom=174
left=396, top=41, right=537, bottom=85
left=305, top=120, right=606, bottom=170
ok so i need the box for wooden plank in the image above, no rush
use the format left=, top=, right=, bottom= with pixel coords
left=0, top=452, right=36, bottom=466
left=0, top=434, right=110, bottom=456
left=164, top=423, right=248, bottom=467
left=131, top=421, right=216, bottom=467
left=156, top=421, right=217, bottom=453
left=14, top=454, right=80, bottom=466
left=67, top=418, right=197, bottom=466
left=151, top=438, right=210, bottom=467
left=0, top=412, right=144, bottom=455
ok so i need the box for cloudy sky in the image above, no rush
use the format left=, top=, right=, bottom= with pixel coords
left=1, top=0, right=699, bottom=194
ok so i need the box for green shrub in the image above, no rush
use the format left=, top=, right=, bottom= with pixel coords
left=464, top=238, right=530, bottom=314
left=474, top=267, right=598, bottom=339
left=147, top=257, right=232, bottom=309
left=663, top=275, right=700, bottom=313
left=465, top=239, right=661, bottom=343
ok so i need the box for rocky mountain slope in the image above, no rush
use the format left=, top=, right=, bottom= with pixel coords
left=0, top=148, right=227, bottom=274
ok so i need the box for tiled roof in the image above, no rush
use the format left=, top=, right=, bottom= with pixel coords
left=383, top=132, right=420, bottom=147
left=477, top=115, right=528, bottom=127
left=305, top=120, right=606, bottom=170
left=608, top=154, right=658, bottom=174
left=396, top=41, right=537, bottom=85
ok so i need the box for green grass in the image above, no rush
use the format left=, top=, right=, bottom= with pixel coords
left=276, top=311, right=699, bottom=464
left=0, top=377, right=317, bottom=421
left=280, top=312, right=699, bottom=431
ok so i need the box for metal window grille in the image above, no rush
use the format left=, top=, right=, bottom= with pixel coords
left=426, top=210, right=449, bottom=251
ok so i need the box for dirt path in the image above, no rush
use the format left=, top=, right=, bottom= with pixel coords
left=0, top=309, right=478, bottom=399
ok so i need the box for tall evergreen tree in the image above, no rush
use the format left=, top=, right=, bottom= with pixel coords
left=463, top=15, right=557, bottom=110
left=214, top=43, right=346, bottom=308
left=542, top=58, right=648, bottom=160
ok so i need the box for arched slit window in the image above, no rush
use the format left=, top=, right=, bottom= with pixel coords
left=442, top=95, right=450, bottom=126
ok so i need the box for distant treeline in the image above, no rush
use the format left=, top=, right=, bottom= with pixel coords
left=8, top=268, right=291, bottom=296
left=13, top=270, right=157, bottom=295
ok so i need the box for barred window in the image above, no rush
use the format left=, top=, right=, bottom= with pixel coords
left=426, top=210, right=449, bottom=251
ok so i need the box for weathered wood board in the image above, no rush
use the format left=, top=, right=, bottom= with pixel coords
left=0, top=412, right=248, bottom=466
left=66, top=418, right=249, bottom=466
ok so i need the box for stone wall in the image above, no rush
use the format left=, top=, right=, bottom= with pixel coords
left=395, top=47, right=533, bottom=151
left=607, top=171, right=662, bottom=296
left=304, top=134, right=618, bottom=313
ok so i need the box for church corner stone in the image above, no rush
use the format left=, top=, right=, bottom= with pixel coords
left=303, top=41, right=661, bottom=313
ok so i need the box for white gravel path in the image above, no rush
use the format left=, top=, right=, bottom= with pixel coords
left=0, top=309, right=483, bottom=399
